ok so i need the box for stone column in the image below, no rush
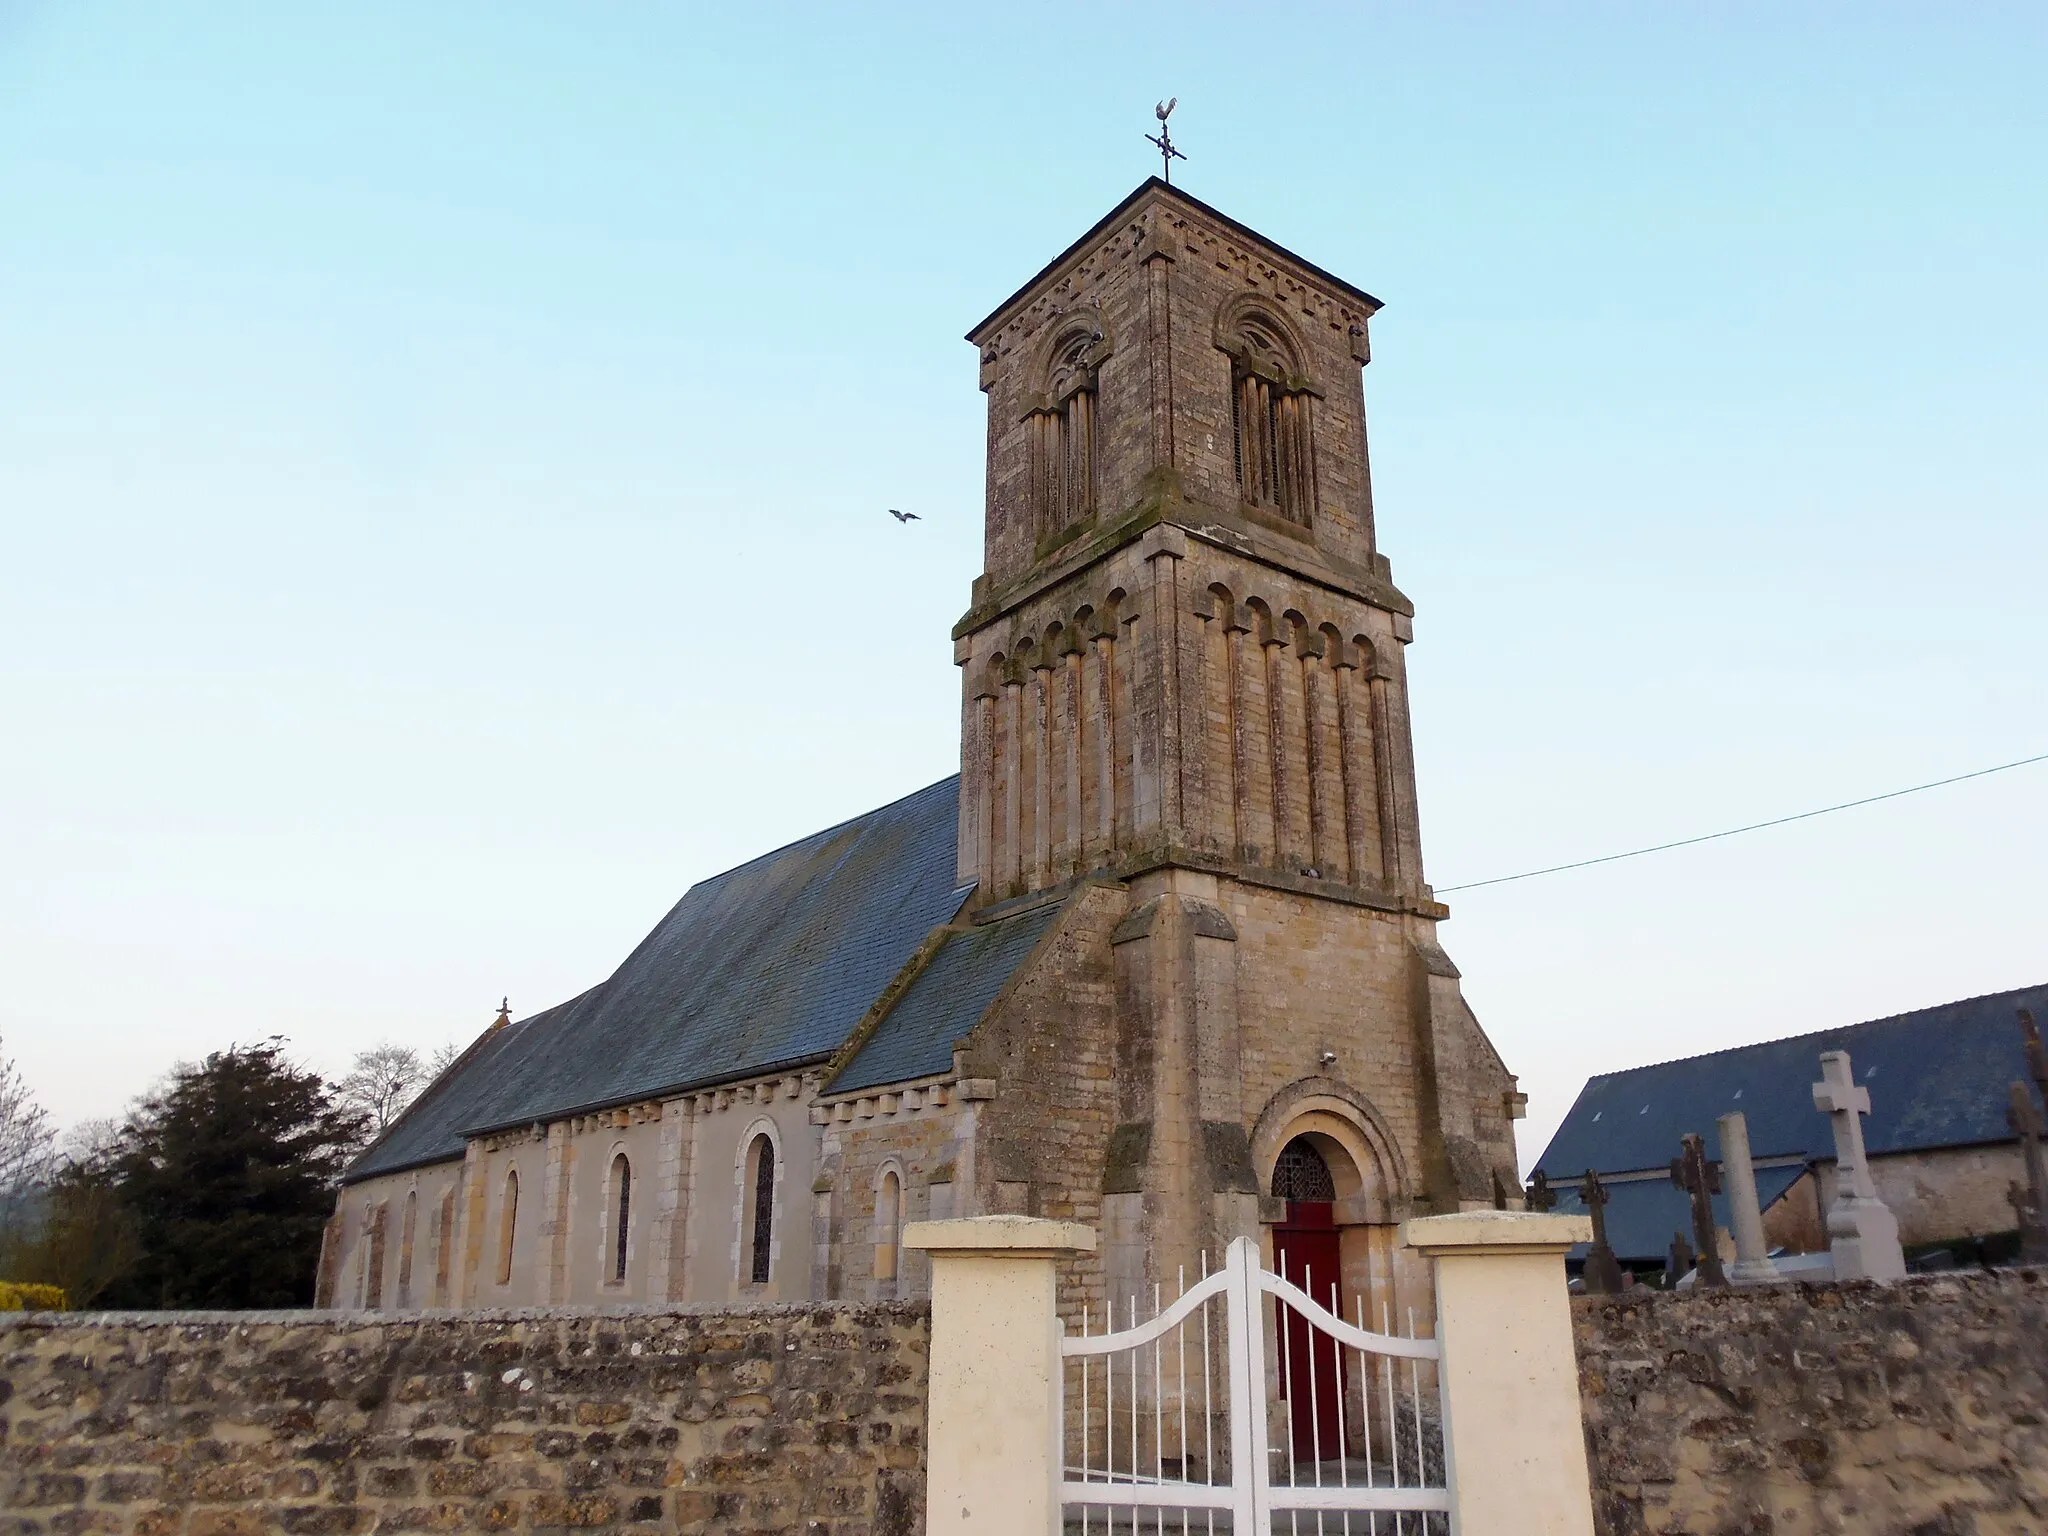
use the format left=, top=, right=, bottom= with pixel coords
left=1263, top=631, right=1295, bottom=868
left=1062, top=639, right=1084, bottom=874
left=1403, top=1211, right=1597, bottom=1536
left=1333, top=646, right=1372, bottom=886
left=1717, top=1110, right=1781, bottom=1284
left=1001, top=675, right=1024, bottom=894
left=1031, top=658, right=1053, bottom=889
left=904, top=1216, right=1096, bottom=1536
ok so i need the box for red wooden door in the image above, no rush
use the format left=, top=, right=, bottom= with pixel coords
left=1273, top=1200, right=1346, bottom=1461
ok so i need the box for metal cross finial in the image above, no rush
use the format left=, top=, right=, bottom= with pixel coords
left=1146, top=98, right=1186, bottom=184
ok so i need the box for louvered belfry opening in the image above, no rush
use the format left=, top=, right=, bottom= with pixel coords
left=1230, top=319, right=1316, bottom=526
left=1030, top=327, right=1102, bottom=543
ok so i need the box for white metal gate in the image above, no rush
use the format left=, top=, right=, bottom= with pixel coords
left=1061, top=1235, right=1449, bottom=1532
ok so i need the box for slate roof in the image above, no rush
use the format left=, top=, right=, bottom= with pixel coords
left=1535, top=982, right=2048, bottom=1184
left=827, top=905, right=1061, bottom=1095
left=346, top=776, right=974, bottom=1183
left=1547, top=1164, right=1811, bottom=1265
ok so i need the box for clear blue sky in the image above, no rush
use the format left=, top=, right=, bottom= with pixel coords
left=3, top=4, right=2043, bottom=1166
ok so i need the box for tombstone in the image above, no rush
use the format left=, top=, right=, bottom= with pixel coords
left=1665, top=1230, right=1694, bottom=1289
left=1717, top=1110, right=1783, bottom=1283
left=1525, top=1170, right=1556, bottom=1213
left=1669, top=1133, right=1728, bottom=1288
left=2007, top=1079, right=2048, bottom=1264
left=1811, top=1049, right=1906, bottom=1282
left=1579, top=1169, right=1627, bottom=1295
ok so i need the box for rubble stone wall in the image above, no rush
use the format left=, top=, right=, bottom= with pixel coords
left=1573, top=1267, right=2048, bottom=1535
left=0, top=1301, right=928, bottom=1536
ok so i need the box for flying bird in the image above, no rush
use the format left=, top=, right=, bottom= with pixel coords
left=889, top=509, right=921, bottom=523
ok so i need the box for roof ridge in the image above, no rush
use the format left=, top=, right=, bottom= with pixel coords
left=1580, top=979, right=2048, bottom=1084
left=681, top=773, right=960, bottom=896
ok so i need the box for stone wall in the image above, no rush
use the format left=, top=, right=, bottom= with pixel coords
left=0, top=1301, right=927, bottom=1536
left=1574, top=1267, right=2048, bottom=1535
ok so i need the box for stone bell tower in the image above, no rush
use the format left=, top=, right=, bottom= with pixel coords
left=953, top=179, right=1521, bottom=1305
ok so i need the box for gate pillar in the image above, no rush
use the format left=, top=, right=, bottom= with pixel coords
left=905, top=1216, right=1095, bottom=1536
left=1404, top=1211, right=1595, bottom=1535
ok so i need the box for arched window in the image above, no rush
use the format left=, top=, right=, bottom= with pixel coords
left=1223, top=311, right=1316, bottom=527
left=874, top=1169, right=903, bottom=1283
left=1029, top=323, right=1106, bottom=543
left=746, top=1134, right=776, bottom=1285
left=395, top=1190, right=418, bottom=1308
left=1271, top=1136, right=1337, bottom=1203
left=497, top=1168, right=519, bottom=1286
left=608, top=1153, right=632, bottom=1284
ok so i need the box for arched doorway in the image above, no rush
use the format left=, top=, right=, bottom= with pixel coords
left=1271, top=1135, right=1344, bottom=1460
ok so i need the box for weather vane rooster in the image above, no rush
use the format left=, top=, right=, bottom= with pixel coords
left=1146, top=98, right=1186, bottom=184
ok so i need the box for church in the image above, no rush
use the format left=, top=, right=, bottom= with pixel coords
left=317, top=178, right=1526, bottom=1332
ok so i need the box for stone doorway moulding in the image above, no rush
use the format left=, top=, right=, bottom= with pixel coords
left=1250, top=1078, right=1423, bottom=1393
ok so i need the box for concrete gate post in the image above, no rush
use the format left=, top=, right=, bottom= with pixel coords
left=903, top=1215, right=1095, bottom=1536
left=1403, top=1211, right=1596, bottom=1536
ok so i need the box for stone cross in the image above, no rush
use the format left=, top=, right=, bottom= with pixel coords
left=1579, top=1169, right=1626, bottom=1295
left=2007, top=1079, right=2048, bottom=1264
left=1524, top=1170, right=1556, bottom=1213
left=1717, top=1110, right=1782, bottom=1283
left=1812, top=1050, right=1878, bottom=1199
left=1811, top=1049, right=1906, bottom=1282
left=1669, top=1133, right=1728, bottom=1288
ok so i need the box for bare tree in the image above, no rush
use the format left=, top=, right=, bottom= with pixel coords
left=335, top=1043, right=428, bottom=1146
left=428, top=1039, right=463, bottom=1077
left=0, top=1037, right=54, bottom=1201
left=0, top=1038, right=57, bottom=1269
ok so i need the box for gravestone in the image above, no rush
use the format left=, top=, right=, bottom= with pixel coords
left=1717, top=1110, right=1783, bottom=1283
left=1669, top=1133, right=1728, bottom=1288
left=1524, top=1170, right=1556, bottom=1213
left=1665, top=1230, right=1694, bottom=1290
left=1812, top=1049, right=1906, bottom=1282
left=1579, top=1169, right=1626, bottom=1295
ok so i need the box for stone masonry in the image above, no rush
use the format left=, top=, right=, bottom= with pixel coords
left=0, top=1303, right=927, bottom=1536
left=1574, top=1267, right=2048, bottom=1535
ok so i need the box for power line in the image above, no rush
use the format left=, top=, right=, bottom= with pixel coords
left=1437, top=751, right=2048, bottom=894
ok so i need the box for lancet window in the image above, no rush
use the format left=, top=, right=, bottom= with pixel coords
left=608, top=1153, right=632, bottom=1284
left=745, top=1133, right=776, bottom=1284
left=1226, top=313, right=1316, bottom=526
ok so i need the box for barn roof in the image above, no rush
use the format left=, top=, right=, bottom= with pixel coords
left=346, top=776, right=973, bottom=1183
left=1534, top=982, right=2048, bottom=1183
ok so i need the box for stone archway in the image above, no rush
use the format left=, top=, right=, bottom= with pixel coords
left=1250, top=1078, right=1428, bottom=1352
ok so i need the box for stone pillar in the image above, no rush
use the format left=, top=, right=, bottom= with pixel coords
left=904, top=1216, right=1095, bottom=1536
left=1717, top=1110, right=1781, bottom=1284
left=645, top=1099, right=691, bottom=1302
left=537, top=1122, right=574, bottom=1304
left=1403, top=1211, right=1597, bottom=1536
